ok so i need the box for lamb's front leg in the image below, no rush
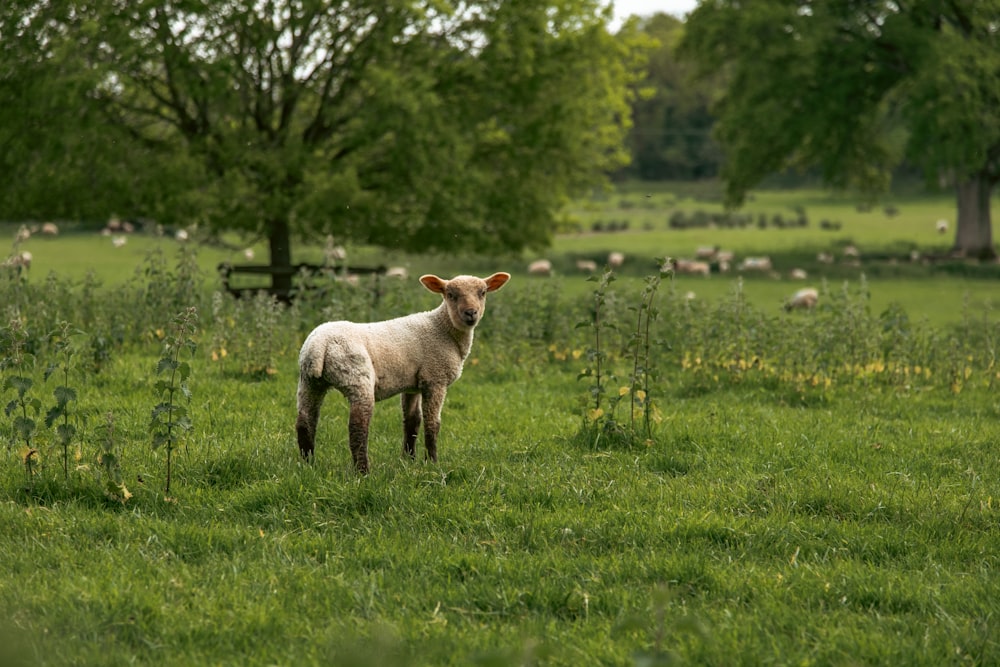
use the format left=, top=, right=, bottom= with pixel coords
left=402, top=392, right=422, bottom=459
left=421, top=385, right=448, bottom=463
left=348, top=393, right=374, bottom=474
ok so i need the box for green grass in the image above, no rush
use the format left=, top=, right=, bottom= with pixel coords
left=2, top=185, right=1000, bottom=665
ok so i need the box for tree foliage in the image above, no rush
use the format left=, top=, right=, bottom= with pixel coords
left=0, top=0, right=650, bottom=272
left=619, top=12, right=722, bottom=181
left=681, top=0, right=1000, bottom=258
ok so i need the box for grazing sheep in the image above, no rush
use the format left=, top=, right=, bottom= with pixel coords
left=608, top=252, right=625, bottom=269
left=575, top=259, right=598, bottom=273
left=784, top=287, right=819, bottom=311
left=695, top=245, right=718, bottom=260
left=817, top=252, right=834, bottom=264
left=40, top=222, right=59, bottom=236
left=790, top=268, right=808, bottom=280
left=296, top=272, right=511, bottom=472
left=673, top=258, right=711, bottom=277
left=936, top=219, right=949, bottom=234
left=528, top=259, right=553, bottom=277
left=175, top=229, right=189, bottom=242
left=739, top=256, right=773, bottom=272
left=111, top=235, right=127, bottom=248
left=385, top=266, right=409, bottom=280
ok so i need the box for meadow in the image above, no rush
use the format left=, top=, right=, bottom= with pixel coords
left=2, top=185, right=999, bottom=666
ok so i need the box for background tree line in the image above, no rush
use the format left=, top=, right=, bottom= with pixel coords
left=1, top=0, right=996, bottom=267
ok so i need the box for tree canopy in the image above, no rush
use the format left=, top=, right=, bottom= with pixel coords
left=0, top=0, right=650, bottom=279
left=681, top=0, right=1000, bottom=258
left=619, top=12, right=722, bottom=182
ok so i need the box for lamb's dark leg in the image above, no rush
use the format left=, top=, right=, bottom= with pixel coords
left=348, top=396, right=374, bottom=474
left=421, top=386, right=447, bottom=463
left=295, top=377, right=326, bottom=461
left=402, top=392, right=422, bottom=459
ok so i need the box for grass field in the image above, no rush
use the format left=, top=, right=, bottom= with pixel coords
left=2, top=185, right=1000, bottom=665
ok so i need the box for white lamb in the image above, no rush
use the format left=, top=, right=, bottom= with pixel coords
left=296, top=272, right=511, bottom=472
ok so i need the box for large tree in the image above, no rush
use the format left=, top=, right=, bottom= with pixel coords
left=681, top=0, right=1000, bottom=259
left=0, top=0, right=648, bottom=289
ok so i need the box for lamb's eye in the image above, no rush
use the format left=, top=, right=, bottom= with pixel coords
left=448, top=292, right=458, bottom=301
left=479, top=290, right=487, bottom=298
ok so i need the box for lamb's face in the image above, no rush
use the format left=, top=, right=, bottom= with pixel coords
left=420, top=272, right=511, bottom=331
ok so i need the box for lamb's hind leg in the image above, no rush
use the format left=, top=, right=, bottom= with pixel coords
left=402, top=392, right=422, bottom=459
left=348, top=393, right=375, bottom=474
left=296, top=377, right=326, bottom=461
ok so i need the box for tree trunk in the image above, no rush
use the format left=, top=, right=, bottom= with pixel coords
left=268, top=216, right=294, bottom=294
left=953, top=172, right=997, bottom=260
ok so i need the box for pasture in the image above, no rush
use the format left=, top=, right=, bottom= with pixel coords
left=2, top=185, right=999, bottom=666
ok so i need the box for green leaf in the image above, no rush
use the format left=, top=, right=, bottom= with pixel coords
left=156, top=357, right=178, bottom=375
left=56, top=422, right=76, bottom=443
left=45, top=404, right=64, bottom=429
left=13, top=415, right=36, bottom=439
left=54, top=386, right=76, bottom=405
left=151, top=432, right=169, bottom=449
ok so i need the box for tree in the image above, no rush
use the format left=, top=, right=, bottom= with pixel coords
left=0, top=0, right=649, bottom=289
left=619, top=12, right=722, bottom=181
left=680, top=0, right=1000, bottom=258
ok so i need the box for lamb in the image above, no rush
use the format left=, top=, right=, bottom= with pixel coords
left=295, top=272, right=511, bottom=473
left=608, top=252, right=625, bottom=269
left=784, top=287, right=819, bottom=311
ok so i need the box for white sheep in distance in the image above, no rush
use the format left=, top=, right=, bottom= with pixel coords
left=608, top=251, right=625, bottom=269
left=295, top=272, right=511, bottom=472
left=673, top=258, right=711, bottom=277
left=528, top=259, right=553, bottom=277
left=784, top=287, right=819, bottom=311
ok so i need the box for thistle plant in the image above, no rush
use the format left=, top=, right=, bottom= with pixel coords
left=44, top=321, right=85, bottom=480
left=2, top=318, right=41, bottom=471
left=151, top=306, right=198, bottom=495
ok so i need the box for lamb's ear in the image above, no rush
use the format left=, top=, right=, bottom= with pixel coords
left=420, top=274, right=448, bottom=294
left=484, top=272, right=511, bottom=292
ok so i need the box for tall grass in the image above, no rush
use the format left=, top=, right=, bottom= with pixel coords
left=2, top=244, right=999, bottom=665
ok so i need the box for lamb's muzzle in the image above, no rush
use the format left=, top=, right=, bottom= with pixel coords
left=295, top=271, right=510, bottom=472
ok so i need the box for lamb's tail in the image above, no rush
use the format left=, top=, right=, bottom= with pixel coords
left=299, top=333, right=327, bottom=379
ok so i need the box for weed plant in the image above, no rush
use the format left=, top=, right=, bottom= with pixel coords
left=150, top=307, right=198, bottom=495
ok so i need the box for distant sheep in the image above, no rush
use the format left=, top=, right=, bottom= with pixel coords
left=608, top=252, right=625, bottom=269
left=528, top=259, right=553, bottom=277
left=694, top=245, right=718, bottom=260
left=784, top=287, right=819, bottom=311
left=296, top=272, right=511, bottom=472
left=790, top=268, right=808, bottom=280
left=673, top=258, right=711, bottom=277
left=739, top=256, right=773, bottom=272
left=575, top=259, right=598, bottom=273
left=936, top=219, right=949, bottom=234
left=40, top=222, right=59, bottom=236
left=385, top=266, right=409, bottom=280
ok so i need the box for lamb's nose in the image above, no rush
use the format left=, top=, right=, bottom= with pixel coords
left=463, top=309, right=478, bottom=322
